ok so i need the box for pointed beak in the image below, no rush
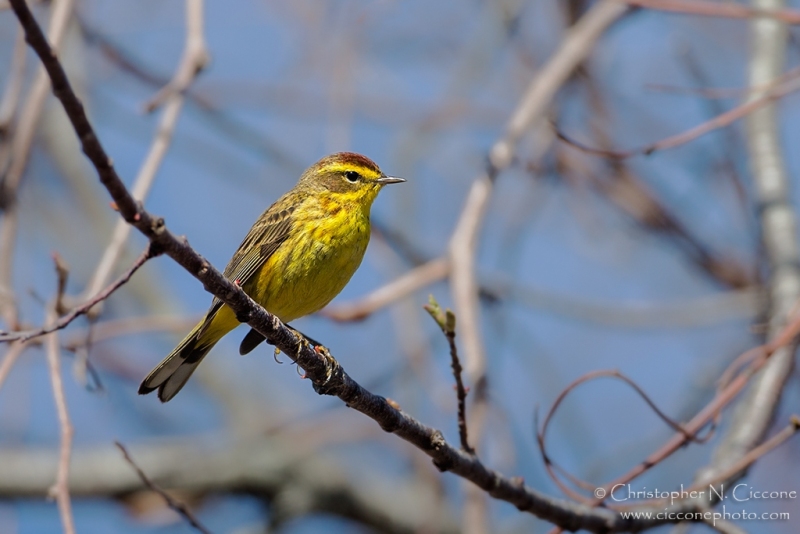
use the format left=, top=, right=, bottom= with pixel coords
left=377, top=175, right=405, bottom=185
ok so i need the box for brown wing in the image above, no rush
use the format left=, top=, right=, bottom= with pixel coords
left=202, top=198, right=297, bottom=322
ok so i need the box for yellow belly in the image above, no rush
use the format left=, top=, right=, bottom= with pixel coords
left=248, top=205, right=370, bottom=323
left=195, top=198, right=371, bottom=347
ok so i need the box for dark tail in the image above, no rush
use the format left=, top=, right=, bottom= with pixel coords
left=239, top=328, right=266, bottom=355
left=139, top=322, right=215, bottom=402
left=238, top=324, right=322, bottom=356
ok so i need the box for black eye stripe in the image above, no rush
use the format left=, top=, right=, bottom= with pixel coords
left=345, top=170, right=359, bottom=182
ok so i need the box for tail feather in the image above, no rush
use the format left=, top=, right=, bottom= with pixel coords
left=139, top=322, right=216, bottom=402
left=239, top=328, right=266, bottom=355
left=155, top=355, right=208, bottom=402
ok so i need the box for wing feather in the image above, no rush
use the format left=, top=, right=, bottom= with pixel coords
left=201, top=200, right=297, bottom=325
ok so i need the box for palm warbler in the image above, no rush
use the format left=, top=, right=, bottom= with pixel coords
left=139, top=152, right=404, bottom=402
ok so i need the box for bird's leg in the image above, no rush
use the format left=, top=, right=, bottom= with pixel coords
left=287, top=325, right=313, bottom=358
left=285, top=323, right=323, bottom=349
left=311, top=345, right=339, bottom=396
left=270, top=325, right=311, bottom=365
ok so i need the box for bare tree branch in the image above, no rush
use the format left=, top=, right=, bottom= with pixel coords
left=0, top=244, right=159, bottom=343
left=626, top=0, right=800, bottom=24
left=116, top=442, right=213, bottom=534
left=694, top=0, right=800, bottom=488
left=44, top=305, right=75, bottom=534
left=555, top=67, right=800, bottom=159
left=425, top=296, right=472, bottom=453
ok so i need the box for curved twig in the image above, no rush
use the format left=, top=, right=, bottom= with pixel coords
left=536, top=370, right=713, bottom=504
left=555, top=68, right=800, bottom=160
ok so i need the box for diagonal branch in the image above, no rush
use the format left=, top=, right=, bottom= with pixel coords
left=116, top=442, right=212, bottom=534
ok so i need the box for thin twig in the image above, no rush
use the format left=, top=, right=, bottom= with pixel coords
left=62, top=315, right=196, bottom=350
left=555, top=68, right=800, bottom=160
left=115, top=441, right=213, bottom=534
left=0, top=244, right=159, bottom=343
left=626, top=0, right=800, bottom=24
left=425, top=296, right=472, bottom=454
left=536, top=370, right=713, bottom=504
left=53, top=252, right=69, bottom=315
left=45, top=305, right=74, bottom=534
left=0, top=340, right=26, bottom=391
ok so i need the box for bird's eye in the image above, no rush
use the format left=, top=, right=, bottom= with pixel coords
left=344, top=170, right=359, bottom=182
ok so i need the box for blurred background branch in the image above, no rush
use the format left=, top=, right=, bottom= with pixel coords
left=696, top=0, right=799, bottom=487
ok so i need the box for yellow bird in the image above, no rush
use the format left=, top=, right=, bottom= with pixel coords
left=139, top=152, right=404, bottom=401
